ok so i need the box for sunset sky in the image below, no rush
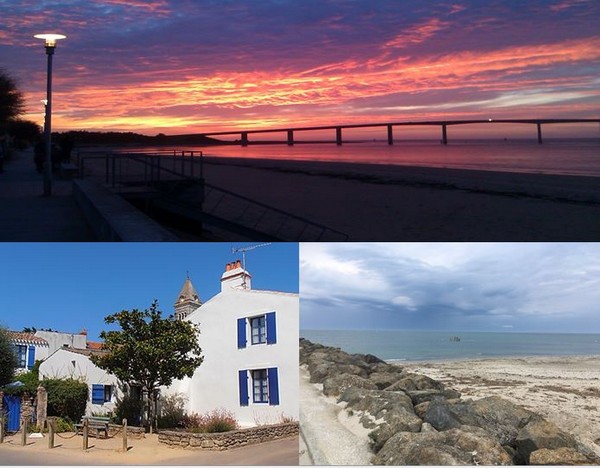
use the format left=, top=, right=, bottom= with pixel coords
left=1, top=0, right=599, bottom=137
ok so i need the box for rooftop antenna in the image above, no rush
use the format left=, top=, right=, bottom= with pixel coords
left=232, top=243, right=272, bottom=288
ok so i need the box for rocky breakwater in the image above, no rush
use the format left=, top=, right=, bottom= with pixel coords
left=300, top=338, right=600, bottom=465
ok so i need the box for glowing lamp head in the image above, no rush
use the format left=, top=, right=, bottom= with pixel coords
left=488, top=118, right=493, bottom=122
left=34, top=33, right=66, bottom=48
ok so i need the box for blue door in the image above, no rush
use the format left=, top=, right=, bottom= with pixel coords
left=2, top=395, right=21, bottom=432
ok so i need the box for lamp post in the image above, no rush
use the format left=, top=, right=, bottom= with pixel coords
left=34, top=33, right=66, bottom=196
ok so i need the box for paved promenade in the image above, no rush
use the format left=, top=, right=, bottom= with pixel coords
left=0, top=150, right=94, bottom=241
left=299, top=366, right=372, bottom=465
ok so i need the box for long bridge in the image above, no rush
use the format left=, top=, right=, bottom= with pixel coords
left=195, top=118, right=600, bottom=146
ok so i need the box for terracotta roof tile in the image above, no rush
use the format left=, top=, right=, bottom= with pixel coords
left=8, top=331, right=48, bottom=346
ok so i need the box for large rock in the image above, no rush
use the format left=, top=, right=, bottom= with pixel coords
left=322, top=373, right=377, bottom=397
left=304, top=342, right=374, bottom=382
left=529, top=447, right=595, bottom=465
left=406, top=388, right=461, bottom=406
left=425, top=396, right=536, bottom=446
left=424, top=399, right=463, bottom=431
left=369, top=372, right=403, bottom=390
left=352, top=352, right=387, bottom=365
left=515, top=419, right=577, bottom=464
left=339, top=387, right=422, bottom=450
left=372, top=426, right=512, bottom=465
left=385, top=373, right=446, bottom=392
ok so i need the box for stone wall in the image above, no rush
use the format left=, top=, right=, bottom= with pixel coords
left=158, top=422, right=299, bottom=451
left=107, top=424, right=146, bottom=439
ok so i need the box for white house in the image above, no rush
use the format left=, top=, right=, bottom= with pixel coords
left=165, top=260, right=299, bottom=427
left=35, top=329, right=87, bottom=354
left=7, top=328, right=93, bottom=375
left=7, top=332, right=50, bottom=373
left=38, top=347, right=120, bottom=416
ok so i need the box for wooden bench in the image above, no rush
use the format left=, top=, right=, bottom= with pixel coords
left=74, top=416, right=110, bottom=439
left=60, top=161, right=78, bottom=179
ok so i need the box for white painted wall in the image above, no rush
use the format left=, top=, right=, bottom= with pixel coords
left=166, top=277, right=299, bottom=428
left=39, top=349, right=120, bottom=416
left=35, top=330, right=87, bottom=354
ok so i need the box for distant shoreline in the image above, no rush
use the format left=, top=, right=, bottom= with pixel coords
left=300, top=329, right=600, bottom=361
left=386, top=353, right=600, bottom=365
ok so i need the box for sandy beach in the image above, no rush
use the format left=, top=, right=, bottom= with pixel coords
left=402, top=356, right=600, bottom=454
left=201, top=156, right=600, bottom=241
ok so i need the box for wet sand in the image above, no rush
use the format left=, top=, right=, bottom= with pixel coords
left=403, top=355, right=600, bottom=456
left=202, top=156, right=600, bottom=240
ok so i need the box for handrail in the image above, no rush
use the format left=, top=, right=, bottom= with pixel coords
left=76, top=150, right=349, bottom=241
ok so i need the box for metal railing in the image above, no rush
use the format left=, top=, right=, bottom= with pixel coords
left=76, top=150, right=349, bottom=241
left=78, top=149, right=203, bottom=189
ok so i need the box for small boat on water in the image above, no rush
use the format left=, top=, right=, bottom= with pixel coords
left=450, top=336, right=461, bottom=342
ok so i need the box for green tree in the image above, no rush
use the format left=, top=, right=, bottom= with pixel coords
left=91, top=300, right=203, bottom=432
left=0, top=69, right=24, bottom=131
left=42, top=378, right=88, bottom=422
left=0, top=326, right=17, bottom=386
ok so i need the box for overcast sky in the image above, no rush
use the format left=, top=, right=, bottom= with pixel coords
left=300, top=243, right=600, bottom=333
left=1, top=0, right=599, bottom=136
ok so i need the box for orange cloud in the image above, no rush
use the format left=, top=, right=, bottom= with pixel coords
left=25, top=35, right=600, bottom=133
left=385, top=18, right=450, bottom=47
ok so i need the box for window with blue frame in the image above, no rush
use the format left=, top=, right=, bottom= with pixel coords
left=92, top=384, right=113, bottom=404
left=239, top=367, right=279, bottom=406
left=252, top=369, right=268, bottom=403
left=13, top=345, right=27, bottom=368
left=250, top=316, right=266, bottom=344
left=237, top=312, right=277, bottom=349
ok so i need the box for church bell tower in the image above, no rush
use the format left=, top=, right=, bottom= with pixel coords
left=174, top=274, right=201, bottom=320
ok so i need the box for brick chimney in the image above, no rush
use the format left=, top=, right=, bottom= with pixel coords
left=221, top=260, right=251, bottom=292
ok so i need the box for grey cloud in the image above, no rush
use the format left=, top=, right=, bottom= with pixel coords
left=300, top=243, right=600, bottom=332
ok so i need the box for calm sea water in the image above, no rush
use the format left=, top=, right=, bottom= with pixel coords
left=300, top=329, right=600, bottom=362
left=187, top=139, right=600, bottom=177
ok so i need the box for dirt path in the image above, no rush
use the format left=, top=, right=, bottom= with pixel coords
left=0, top=432, right=298, bottom=465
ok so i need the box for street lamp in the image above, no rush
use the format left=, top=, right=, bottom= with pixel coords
left=34, top=33, right=66, bottom=196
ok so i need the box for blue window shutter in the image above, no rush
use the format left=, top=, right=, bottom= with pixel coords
left=267, top=367, right=279, bottom=406
left=237, top=318, right=247, bottom=349
left=266, top=312, right=277, bottom=344
left=92, top=385, right=104, bottom=405
left=27, top=346, right=35, bottom=369
left=238, top=370, right=249, bottom=406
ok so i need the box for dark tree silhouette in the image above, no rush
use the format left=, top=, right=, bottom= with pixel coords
left=0, top=69, right=25, bottom=131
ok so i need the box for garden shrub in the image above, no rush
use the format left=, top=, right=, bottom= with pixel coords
left=158, top=392, right=187, bottom=429
left=53, top=416, right=75, bottom=433
left=0, top=327, right=17, bottom=387
left=1, top=361, right=41, bottom=396
left=41, top=378, right=88, bottom=422
left=183, top=408, right=239, bottom=433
